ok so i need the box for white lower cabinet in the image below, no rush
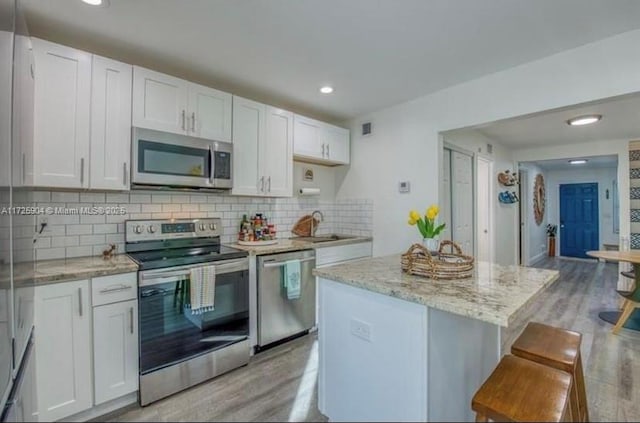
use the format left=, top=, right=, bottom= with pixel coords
left=34, top=272, right=139, bottom=421
left=93, top=299, right=138, bottom=405
left=34, top=279, right=92, bottom=422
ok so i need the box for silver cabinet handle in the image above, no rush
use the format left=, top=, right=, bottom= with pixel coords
left=129, top=307, right=134, bottom=334
left=322, top=143, right=325, bottom=158
left=99, top=284, right=132, bottom=294
left=267, top=176, right=271, bottom=192
left=80, top=158, right=85, bottom=185
left=263, top=256, right=315, bottom=268
left=181, top=110, right=186, bottom=130
left=22, top=153, right=25, bottom=183
left=260, top=176, right=265, bottom=193
left=123, top=162, right=128, bottom=186
left=327, top=144, right=330, bottom=158
left=78, top=287, right=83, bottom=317
left=191, top=112, right=196, bottom=132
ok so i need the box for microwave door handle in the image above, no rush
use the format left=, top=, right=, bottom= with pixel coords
left=209, top=145, right=214, bottom=185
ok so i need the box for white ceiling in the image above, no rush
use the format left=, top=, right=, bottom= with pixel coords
left=20, top=0, right=640, bottom=121
left=525, top=155, right=618, bottom=171
left=476, top=94, right=640, bottom=148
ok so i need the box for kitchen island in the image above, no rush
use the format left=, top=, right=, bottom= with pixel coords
left=313, top=256, right=559, bottom=422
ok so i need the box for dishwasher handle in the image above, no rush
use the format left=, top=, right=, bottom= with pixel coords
left=262, top=256, right=315, bottom=268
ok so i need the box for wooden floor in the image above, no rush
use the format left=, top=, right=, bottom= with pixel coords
left=106, top=257, right=639, bottom=422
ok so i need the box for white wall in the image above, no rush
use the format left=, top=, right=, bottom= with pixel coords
left=293, top=162, right=336, bottom=201
left=338, top=29, right=640, bottom=259
left=545, top=166, right=618, bottom=253
left=442, top=129, right=517, bottom=265
left=519, top=164, right=548, bottom=264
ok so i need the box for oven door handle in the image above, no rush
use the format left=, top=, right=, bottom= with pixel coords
left=140, top=258, right=249, bottom=287
left=262, top=257, right=315, bottom=268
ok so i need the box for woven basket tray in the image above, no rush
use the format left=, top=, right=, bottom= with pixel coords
left=401, top=240, right=475, bottom=280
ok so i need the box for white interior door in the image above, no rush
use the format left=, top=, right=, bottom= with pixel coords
left=441, top=148, right=452, bottom=242
left=476, top=157, right=493, bottom=262
left=452, top=152, right=474, bottom=255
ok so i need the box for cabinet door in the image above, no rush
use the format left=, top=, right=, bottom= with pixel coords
left=90, top=55, right=132, bottom=190
left=232, top=96, right=264, bottom=196
left=293, top=114, right=323, bottom=160
left=93, top=299, right=138, bottom=405
left=323, top=124, right=350, bottom=165
left=32, top=38, right=91, bottom=188
left=263, top=107, right=293, bottom=197
left=132, top=66, right=188, bottom=135
left=11, top=34, right=35, bottom=188
left=35, top=279, right=92, bottom=421
left=188, top=82, right=232, bottom=142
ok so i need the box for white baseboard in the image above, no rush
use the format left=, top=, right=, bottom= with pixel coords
left=65, top=392, right=137, bottom=422
left=529, top=251, right=547, bottom=265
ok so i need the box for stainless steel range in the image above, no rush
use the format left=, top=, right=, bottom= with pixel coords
left=125, top=218, right=250, bottom=406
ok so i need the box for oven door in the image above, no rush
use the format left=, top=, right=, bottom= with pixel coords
left=138, top=258, right=249, bottom=375
left=132, top=127, right=214, bottom=188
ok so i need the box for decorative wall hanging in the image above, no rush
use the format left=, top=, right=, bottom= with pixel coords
left=497, top=170, right=518, bottom=186
left=533, top=173, right=546, bottom=225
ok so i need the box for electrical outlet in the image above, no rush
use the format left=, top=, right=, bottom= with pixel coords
left=350, top=319, right=372, bottom=342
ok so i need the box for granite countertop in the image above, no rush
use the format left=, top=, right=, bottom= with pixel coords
left=228, top=236, right=373, bottom=255
left=313, top=255, right=559, bottom=327
left=10, top=254, right=138, bottom=287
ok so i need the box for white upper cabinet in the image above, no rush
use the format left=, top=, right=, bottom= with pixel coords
left=188, top=82, right=232, bottom=142
left=263, top=106, right=293, bottom=197
left=232, top=96, right=264, bottom=196
left=232, top=97, right=293, bottom=197
left=132, top=66, right=189, bottom=135
left=32, top=38, right=91, bottom=188
left=322, top=123, right=350, bottom=165
left=90, top=56, right=132, bottom=190
left=293, top=114, right=350, bottom=165
left=132, top=67, right=232, bottom=142
left=293, top=114, right=323, bottom=160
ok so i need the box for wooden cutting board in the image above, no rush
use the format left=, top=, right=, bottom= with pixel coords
left=292, top=215, right=320, bottom=237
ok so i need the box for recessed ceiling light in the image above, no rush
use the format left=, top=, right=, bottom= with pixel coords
left=81, top=0, right=110, bottom=6
left=569, top=159, right=588, bottom=165
left=567, top=114, right=602, bottom=126
left=319, top=86, right=334, bottom=94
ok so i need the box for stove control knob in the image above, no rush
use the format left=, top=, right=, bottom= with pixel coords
left=199, top=223, right=206, bottom=231
left=147, top=225, right=156, bottom=234
left=134, top=225, right=143, bottom=234
left=209, top=223, right=217, bottom=231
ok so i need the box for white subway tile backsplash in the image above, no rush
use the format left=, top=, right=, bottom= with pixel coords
left=32, top=190, right=373, bottom=260
left=67, top=224, right=93, bottom=235
left=51, top=192, right=79, bottom=203
left=106, top=193, right=129, bottom=203
left=80, top=234, right=106, bottom=245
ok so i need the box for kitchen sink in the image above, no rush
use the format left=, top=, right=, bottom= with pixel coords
left=291, top=234, right=358, bottom=243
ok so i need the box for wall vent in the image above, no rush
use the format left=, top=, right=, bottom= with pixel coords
left=362, top=122, right=372, bottom=136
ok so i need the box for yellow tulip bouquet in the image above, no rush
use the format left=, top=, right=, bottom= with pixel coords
left=408, top=205, right=446, bottom=239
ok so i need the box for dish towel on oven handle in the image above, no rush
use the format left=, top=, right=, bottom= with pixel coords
left=283, top=259, right=301, bottom=300
left=188, top=265, right=216, bottom=314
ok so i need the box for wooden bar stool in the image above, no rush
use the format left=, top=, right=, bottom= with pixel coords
left=472, top=354, right=573, bottom=422
left=511, top=322, right=588, bottom=422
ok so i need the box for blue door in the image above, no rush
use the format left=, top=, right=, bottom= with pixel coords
left=560, top=183, right=599, bottom=258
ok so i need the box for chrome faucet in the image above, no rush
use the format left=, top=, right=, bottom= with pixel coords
left=311, top=210, right=324, bottom=236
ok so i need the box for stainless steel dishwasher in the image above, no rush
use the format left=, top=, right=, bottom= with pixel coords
left=257, top=249, right=316, bottom=349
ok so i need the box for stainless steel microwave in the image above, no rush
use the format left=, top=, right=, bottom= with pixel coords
left=131, top=127, right=233, bottom=190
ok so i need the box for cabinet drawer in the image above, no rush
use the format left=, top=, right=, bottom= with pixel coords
left=316, top=242, right=372, bottom=267
left=92, top=272, right=137, bottom=306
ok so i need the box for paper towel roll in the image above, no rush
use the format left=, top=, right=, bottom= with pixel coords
left=299, top=187, right=321, bottom=196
